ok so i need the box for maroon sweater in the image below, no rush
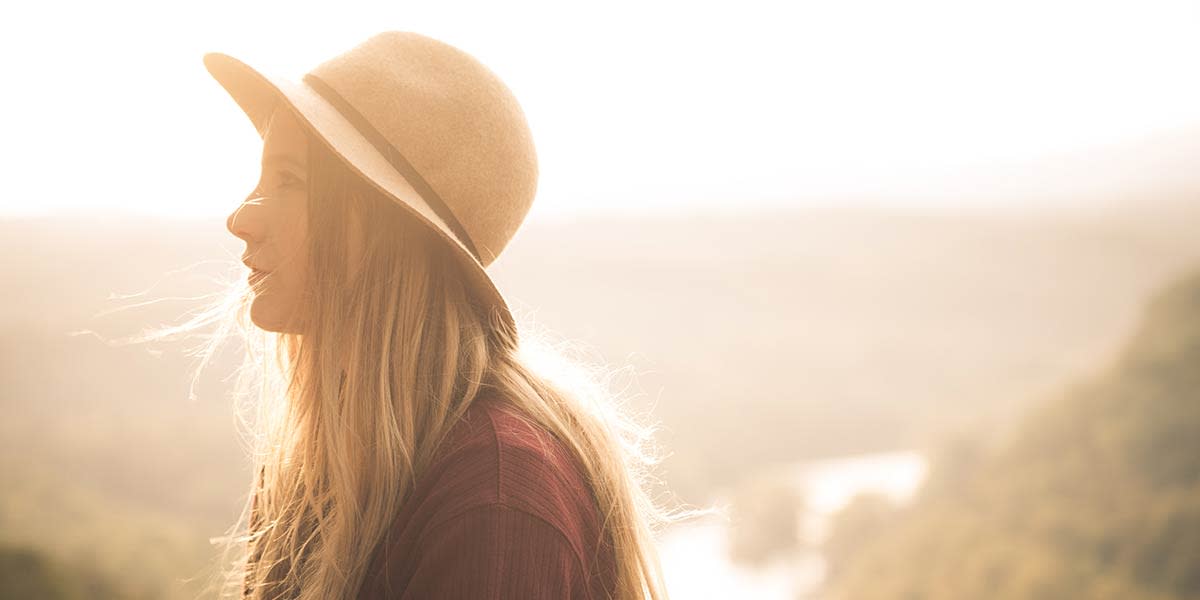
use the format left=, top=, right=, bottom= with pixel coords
left=246, top=392, right=619, bottom=599
left=360, top=391, right=619, bottom=598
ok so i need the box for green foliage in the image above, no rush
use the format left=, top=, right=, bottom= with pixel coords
left=824, top=268, right=1200, bottom=600
left=0, top=543, right=122, bottom=600
left=822, top=493, right=898, bottom=581
left=0, top=544, right=74, bottom=600
left=726, top=473, right=804, bottom=566
left=0, top=453, right=230, bottom=600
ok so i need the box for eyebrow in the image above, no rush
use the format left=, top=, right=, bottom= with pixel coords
left=262, top=154, right=306, bottom=172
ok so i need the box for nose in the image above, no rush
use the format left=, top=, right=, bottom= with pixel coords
left=226, top=195, right=264, bottom=243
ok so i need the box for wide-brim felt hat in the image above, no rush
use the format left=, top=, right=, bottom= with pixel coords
left=204, top=31, right=537, bottom=339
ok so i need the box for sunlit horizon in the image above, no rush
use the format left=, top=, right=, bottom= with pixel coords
left=3, top=0, right=1200, bottom=221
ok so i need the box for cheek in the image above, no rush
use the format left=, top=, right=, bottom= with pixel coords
left=280, top=204, right=309, bottom=271
left=287, top=200, right=309, bottom=245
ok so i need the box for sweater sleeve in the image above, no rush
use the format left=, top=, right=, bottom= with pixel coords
left=399, top=503, right=588, bottom=600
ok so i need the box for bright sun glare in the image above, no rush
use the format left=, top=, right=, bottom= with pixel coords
left=2, top=0, right=1199, bottom=220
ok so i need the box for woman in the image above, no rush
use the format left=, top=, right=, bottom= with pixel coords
left=201, top=32, right=680, bottom=599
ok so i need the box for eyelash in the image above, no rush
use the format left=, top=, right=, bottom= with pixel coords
left=248, top=171, right=304, bottom=200
left=278, top=171, right=304, bottom=188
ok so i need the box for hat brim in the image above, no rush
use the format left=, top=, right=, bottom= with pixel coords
left=203, top=52, right=517, bottom=338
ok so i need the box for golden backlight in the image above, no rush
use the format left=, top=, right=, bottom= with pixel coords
left=2, top=2, right=1200, bottom=599
left=1, top=0, right=1199, bottom=219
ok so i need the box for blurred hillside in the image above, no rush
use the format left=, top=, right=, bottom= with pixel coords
left=824, top=268, right=1200, bottom=599
left=490, top=206, right=1200, bottom=499
left=0, top=201, right=1197, bottom=598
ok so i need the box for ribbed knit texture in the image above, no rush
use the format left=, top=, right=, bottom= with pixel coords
left=352, top=391, right=614, bottom=597
left=245, top=391, right=619, bottom=599
left=360, top=391, right=618, bottom=598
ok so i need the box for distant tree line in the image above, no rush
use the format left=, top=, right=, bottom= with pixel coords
left=823, top=268, right=1200, bottom=599
left=0, top=544, right=122, bottom=600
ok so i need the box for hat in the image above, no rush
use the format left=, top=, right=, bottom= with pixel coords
left=204, top=31, right=537, bottom=338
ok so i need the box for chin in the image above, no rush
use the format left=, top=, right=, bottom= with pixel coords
left=249, top=298, right=297, bottom=333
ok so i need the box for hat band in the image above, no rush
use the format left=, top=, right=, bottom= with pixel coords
left=302, top=73, right=483, bottom=263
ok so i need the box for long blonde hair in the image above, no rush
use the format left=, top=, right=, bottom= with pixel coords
left=184, top=132, right=685, bottom=599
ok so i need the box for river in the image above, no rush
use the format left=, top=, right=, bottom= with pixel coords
left=659, top=450, right=928, bottom=599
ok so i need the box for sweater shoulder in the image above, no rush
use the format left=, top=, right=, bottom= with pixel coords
left=361, top=393, right=616, bottom=599
left=425, top=394, right=601, bottom=541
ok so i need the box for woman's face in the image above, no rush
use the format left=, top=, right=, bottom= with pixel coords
left=226, top=107, right=310, bottom=333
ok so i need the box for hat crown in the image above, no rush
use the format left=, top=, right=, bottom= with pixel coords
left=308, top=32, right=538, bottom=266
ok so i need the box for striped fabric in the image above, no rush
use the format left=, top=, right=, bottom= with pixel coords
left=360, top=391, right=619, bottom=599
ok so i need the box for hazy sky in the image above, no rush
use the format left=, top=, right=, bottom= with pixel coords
left=3, top=0, right=1199, bottom=221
